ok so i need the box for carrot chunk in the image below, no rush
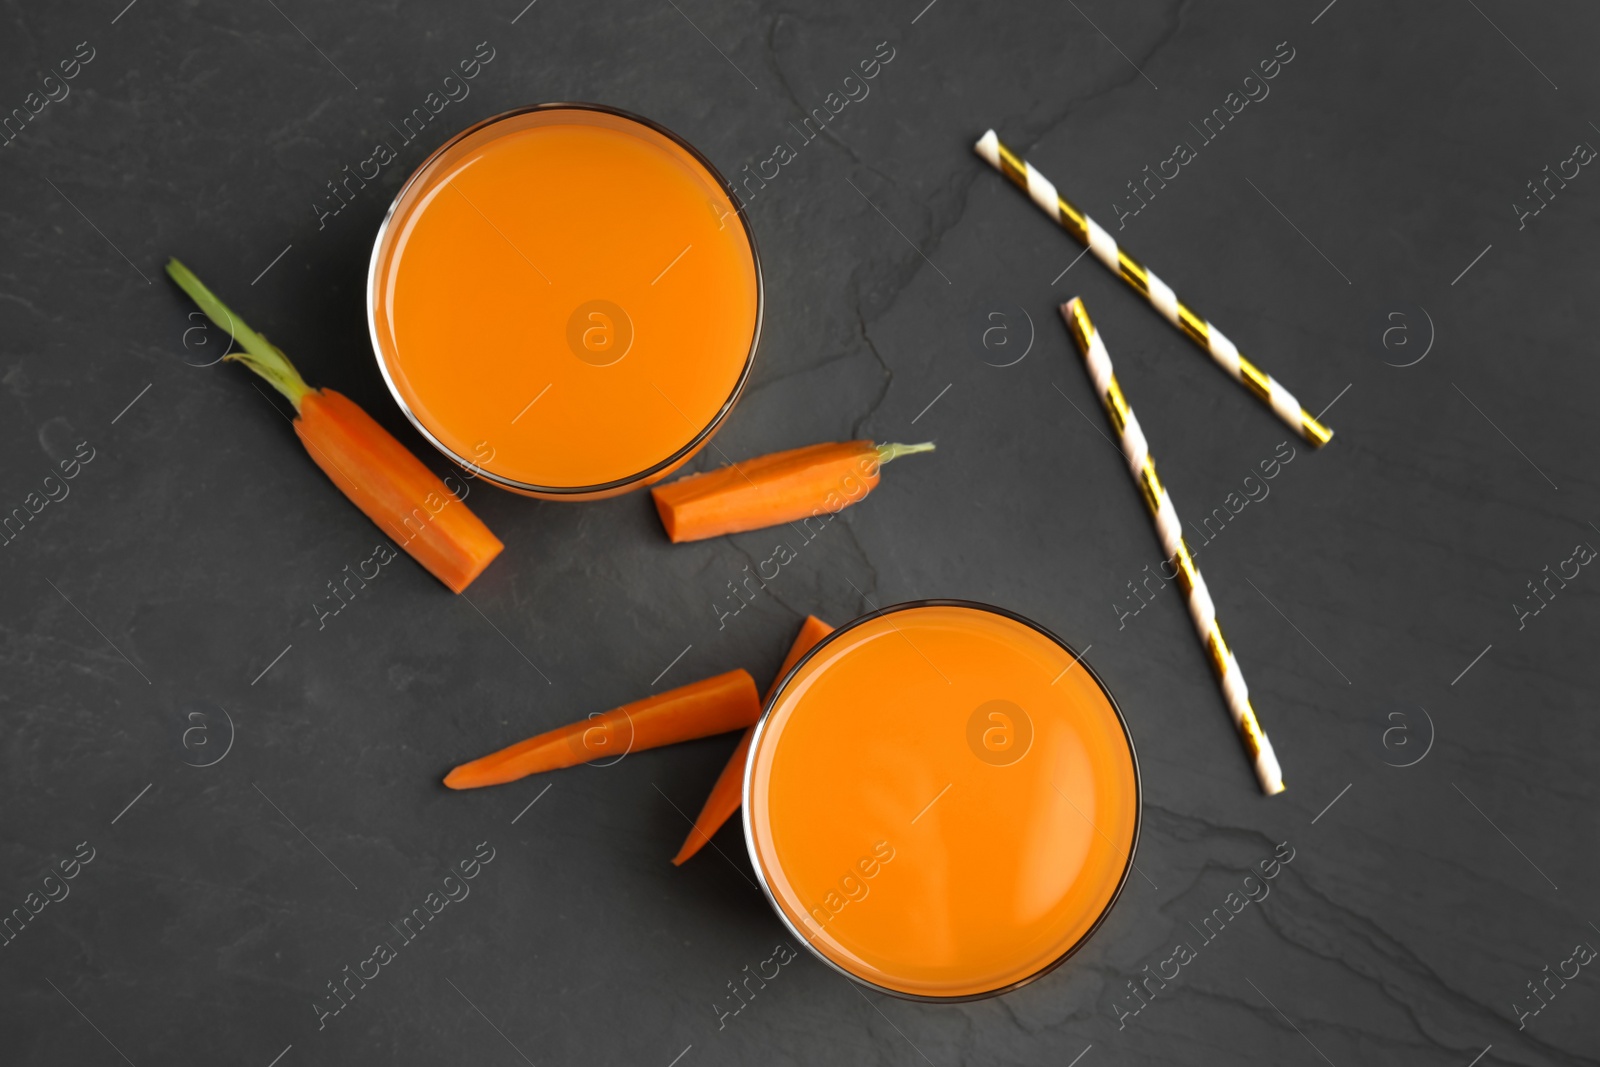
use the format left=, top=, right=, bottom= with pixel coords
left=164, top=258, right=502, bottom=593
left=672, top=616, right=833, bottom=865
left=444, top=669, right=761, bottom=790
left=295, top=390, right=501, bottom=593
left=650, top=440, right=933, bottom=543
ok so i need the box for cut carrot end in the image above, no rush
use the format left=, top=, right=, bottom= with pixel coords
left=295, top=390, right=503, bottom=594
left=766, top=615, right=834, bottom=701
left=651, top=490, right=682, bottom=543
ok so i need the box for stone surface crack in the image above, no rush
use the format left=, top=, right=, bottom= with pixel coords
left=850, top=290, right=894, bottom=440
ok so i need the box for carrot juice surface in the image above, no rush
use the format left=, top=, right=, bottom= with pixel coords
left=369, top=106, right=760, bottom=496
left=745, top=603, right=1140, bottom=999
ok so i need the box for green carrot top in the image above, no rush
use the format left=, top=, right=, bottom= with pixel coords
left=165, top=257, right=313, bottom=409
left=875, top=441, right=936, bottom=465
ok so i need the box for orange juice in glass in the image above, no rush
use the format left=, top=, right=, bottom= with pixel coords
left=368, top=104, right=761, bottom=499
left=745, top=601, right=1140, bottom=1000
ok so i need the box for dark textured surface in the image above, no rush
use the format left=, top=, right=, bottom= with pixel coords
left=3, top=1, right=1598, bottom=1063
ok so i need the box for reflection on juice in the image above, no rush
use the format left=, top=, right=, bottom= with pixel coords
left=369, top=106, right=760, bottom=497
left=745, top=603, right=1139, bottom=999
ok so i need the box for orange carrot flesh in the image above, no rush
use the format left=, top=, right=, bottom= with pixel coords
left=650, top=440, right=934, bottom=543
left=444, top=669, right=760, bottom=790
left=672, top=616, right=834, bottom=865
left=762, top=616, right=837, bottom=704
left=295, top=390, right=502, bottom=593
left=672, top=730, right=752, bottom=866
left=164, top=258, right=502, bottom=593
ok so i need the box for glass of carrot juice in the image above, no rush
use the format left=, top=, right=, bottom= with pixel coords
left=744, top=601, right=1141, bottom=1000
left=368, top=104, right=761, bottom=499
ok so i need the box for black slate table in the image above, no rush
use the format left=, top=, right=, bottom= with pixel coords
left=3, top=2, right=1597, bottom=1064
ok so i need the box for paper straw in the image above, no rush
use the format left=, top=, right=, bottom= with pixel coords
left=1060, top=297, right=1285, bottom=796
left=977, top=129, right=1332, bottom=449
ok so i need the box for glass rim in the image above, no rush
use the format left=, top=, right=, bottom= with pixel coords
left=741, top=598, right=1143, bottom=1003
left=365, top=101, right=765, bottom=496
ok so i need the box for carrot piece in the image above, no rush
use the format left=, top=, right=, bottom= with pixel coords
left=672, top=616, right=834, bottom=865
left=295, top=390, right=502, bottom=593
left=671, top=730, right=753, bottom=867
left=650, top=440, right=934, bottom=543
left=164, top=258, right=502, bottom=593
left=443, top=669, right=761, bottom=790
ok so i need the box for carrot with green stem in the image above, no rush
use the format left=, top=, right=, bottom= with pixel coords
left=672, top=615, right=834, bottom=865
left=165, top=258, right=502, bottom=593
left=651, top=440, right=934, bottom=543
left=443, top=669, right=761, bottom=789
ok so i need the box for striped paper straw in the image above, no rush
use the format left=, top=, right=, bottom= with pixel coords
left=1061, top=297, right=1285, bottom=796
left=977, top=129, right=1333, bottom=449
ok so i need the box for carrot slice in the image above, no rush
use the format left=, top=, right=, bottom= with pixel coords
left=672, top=616, right=833, bottom=865
left=650, top=440, right=934, bottom=543
left=164, top=258, right=503, bottom=593
left=443, top=669, right=761, bottom=790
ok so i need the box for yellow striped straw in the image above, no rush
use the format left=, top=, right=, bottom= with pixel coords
left=1062, top=297, right=1286, bottom=796
left=978, top=129, right=1333, bottom=449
